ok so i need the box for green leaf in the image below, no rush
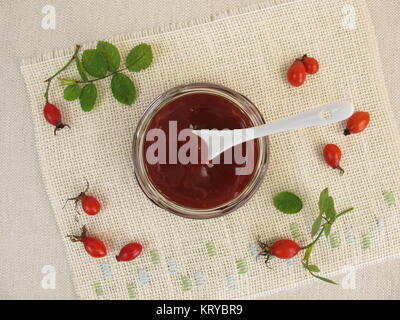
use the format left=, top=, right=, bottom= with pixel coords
left=64, top=84, right=81, bottom=101
left=311, top=215, right=323, bottom=237
left=325, top=196, right=336, bottom=221
left=126, top=43, right=153, bottom=72
left=111, top=73, right=136, bottom=105
left=79, top=84, right=97, bottom=112
left=273, top=192, right=303, bottom=214
left=82, top=49, right=108, bottom=78
left=319, top=188, right=329, bottom=214
left=97, top=41, right=121, bottom=72
left=310, top=273, right=338, bottom=285
left=305, top=264, right=321, bottom=273
left=59, top=78, right=77, bottom=86
left=303, top=245, right=314, bottom=263
left=76, top=54, right=88, bottom=82
left=324, top=223, right=332, bottom=237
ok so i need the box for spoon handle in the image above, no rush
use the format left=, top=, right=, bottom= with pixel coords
left=243, top=101, right=355, bottom=141
left=192, top=101, right=355, bottom=161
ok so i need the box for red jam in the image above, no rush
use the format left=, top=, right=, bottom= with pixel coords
left=144, top=93, right=259, bottom=209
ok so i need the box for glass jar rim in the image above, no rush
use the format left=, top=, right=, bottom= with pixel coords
left=132, top=83, right=270, bottom=219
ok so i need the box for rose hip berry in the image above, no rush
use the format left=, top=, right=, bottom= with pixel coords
left=259, top=238, right=301, bottom=264
left=287, top=60, right=307, bottom=87
left=270, top=239, right=301, bottom=259
left=43, top=103, right=70, bottom=135
left=287, top=55, right=319, bottom=87
left=323, top=144, right=344, bottom=174
left=344, top=111, right=370, bottom=135
left=64, top=180, right=101, bottom=216
left=81, top=195, right=101, bottom=215
left=302, top=55, right=319, bottom=74
left=116, top=243, right=143, bottom=262
left=67, top=226, right=107, bottom=258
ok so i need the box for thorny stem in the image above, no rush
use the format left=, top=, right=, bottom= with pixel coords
left=44, top=45, right=81, bottom=102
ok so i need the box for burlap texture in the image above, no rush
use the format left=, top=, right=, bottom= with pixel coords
left=20, top=0, right=400, bottom=299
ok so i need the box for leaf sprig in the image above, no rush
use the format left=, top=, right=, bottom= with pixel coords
left=260, top=188, right=353, bottom=285
left=59, top=41, right=153, bottom=111
left=301, top=188, right=353, bottom=284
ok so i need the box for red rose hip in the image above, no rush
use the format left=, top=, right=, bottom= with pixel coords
left=116, top=243, right=143, bottom=262
left=269, top=239, right=301, bottom=259
left=43, top=103, right=70, bottom=135
left=68, top=226, right=107, bottom=258
left=258, top=238, right=301, bottom=264
left=83, top=237, right=107, bottom=258
left=302, top=55, right=319, bottom=74
left=81, top=195, right=101, bottom=216
left=64, top=180, right=101, bottom=216
left=323, top=144, right=344, bottom=174
left=287, top=60, right=307, bottom=87
left=344, top=111, right=370, bottom=135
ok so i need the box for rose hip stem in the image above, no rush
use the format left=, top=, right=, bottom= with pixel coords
left=63, top=179, right=101, bottom=217
left=64, top=179, right=90, bottom=212
left=43, top=45, right=81, bottom=103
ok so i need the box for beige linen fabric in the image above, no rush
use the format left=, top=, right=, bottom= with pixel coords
left=18, top=0, right=400, bottom=300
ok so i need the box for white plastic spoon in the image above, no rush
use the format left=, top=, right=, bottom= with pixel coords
left=192, top=101, right=355, bottom=161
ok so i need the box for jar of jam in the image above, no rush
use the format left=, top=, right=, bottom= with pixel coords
left=133, top=83, right=269, bottom=219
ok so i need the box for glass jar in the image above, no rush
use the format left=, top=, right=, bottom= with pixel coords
left=132, top=83, right=269, bottom=219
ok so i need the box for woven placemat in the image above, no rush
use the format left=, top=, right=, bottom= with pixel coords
left=21, top=0, right=400, bottom=299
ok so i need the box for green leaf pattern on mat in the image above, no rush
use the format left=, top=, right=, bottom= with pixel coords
left=329, top=233, right=341, bottom=249
left=361, top=234, right=371, bottom=250
left=127, top=282, right=136, bottom=299
left=383, top=191, right=395, bottom=207
left=290, top=222, right=301, bottom=239
left=93, top=282, right=103, bottom=296
left=206, top=242, right=216, bottom=257
left=181, top=276, right=192, bottom=291
left=236, top=259, right=247, bottom=275
left=150, top=249, right=161, bottom=265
